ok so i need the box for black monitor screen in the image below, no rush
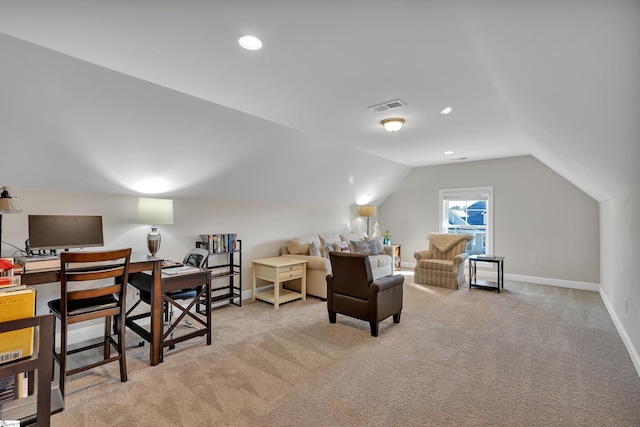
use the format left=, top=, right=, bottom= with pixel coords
left=28, top=215, right=104, bottom=251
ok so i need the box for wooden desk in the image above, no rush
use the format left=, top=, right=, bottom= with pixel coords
left=19, top=252, right=185, bottom=366
left=126, top=267, right=211, bottom=363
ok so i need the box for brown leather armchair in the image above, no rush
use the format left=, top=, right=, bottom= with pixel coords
left=326, top=252, right=404, bottom=337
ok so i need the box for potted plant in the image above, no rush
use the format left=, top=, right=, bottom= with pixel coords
left=383, top=230, right=392, bottom=245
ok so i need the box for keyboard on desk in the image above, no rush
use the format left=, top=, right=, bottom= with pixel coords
left=162, top=265, right=201, bottom=275
left=161, top=261, right=183, bottom=269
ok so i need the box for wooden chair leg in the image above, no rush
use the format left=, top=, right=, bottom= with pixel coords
left=50, top=315, right=56, bottom=382
left=59, top=320, right=67, bottom=397
left=117, top=315, right=127, bottom=383
left=104, top=316, right=111, bottom=359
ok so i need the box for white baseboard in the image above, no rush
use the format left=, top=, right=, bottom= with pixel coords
left=401, top=262, right=599, bottom=291
left=501, top=273, right=599, bottom=292
left=598, top=288, right=640, bottom=378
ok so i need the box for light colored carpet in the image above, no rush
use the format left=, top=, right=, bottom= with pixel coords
left=51, top=274, right=640, bottom=426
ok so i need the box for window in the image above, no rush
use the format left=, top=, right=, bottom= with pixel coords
left=439, top=186, right=493, bottom=256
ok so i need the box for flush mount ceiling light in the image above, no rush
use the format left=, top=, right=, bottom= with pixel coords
left=440, top=107, right=453, bottom=115
left=381, top=118, right=405, bottom=132
left=238, top=34, right=262, bottom=50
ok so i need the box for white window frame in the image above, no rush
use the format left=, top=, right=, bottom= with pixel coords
left=438, top=186, right=494, bottom=256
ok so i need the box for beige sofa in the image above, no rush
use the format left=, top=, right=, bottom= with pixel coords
left=280, top=232, right=394, bottom=299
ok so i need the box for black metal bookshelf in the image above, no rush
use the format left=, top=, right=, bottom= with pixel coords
left=196, top=239, right=242, bottom=311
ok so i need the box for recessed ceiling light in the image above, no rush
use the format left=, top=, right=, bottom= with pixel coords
left=238, top=35, right=262, bottom=50
left=440, top=107, right=453, bottom=115
left=444, top=151, right=454, bottom=155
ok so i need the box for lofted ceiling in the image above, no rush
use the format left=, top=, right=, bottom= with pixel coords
left=0, top=0, right=638, bottom=204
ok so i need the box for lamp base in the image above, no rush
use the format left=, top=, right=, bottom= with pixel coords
left=147, top=226, right=161, bottom=257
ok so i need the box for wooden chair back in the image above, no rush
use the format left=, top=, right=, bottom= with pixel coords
left=60, top=248, right=131, bottom=323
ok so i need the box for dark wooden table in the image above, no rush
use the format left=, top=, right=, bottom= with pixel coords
left=126, top=266, right=211, bottom=363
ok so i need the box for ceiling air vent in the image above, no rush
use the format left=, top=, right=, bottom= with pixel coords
left=368, top=99, right=406, bottom=112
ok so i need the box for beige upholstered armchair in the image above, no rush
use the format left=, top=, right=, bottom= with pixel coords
left=414, top=233, right=473, bottom=289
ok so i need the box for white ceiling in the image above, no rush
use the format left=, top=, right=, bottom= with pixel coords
left=0, top=0, right=638, bottom=204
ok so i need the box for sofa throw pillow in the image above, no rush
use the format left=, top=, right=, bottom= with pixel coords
left=333, top=241, right=350, bottom=252
left=365, top=236, right=385, bottom=254
left=309, top=241, right=321, bottom=257
left=351, top=240, right=378, bottom=255
left=322, top=243, right=333, bottom=258
left=286, top=239, right=310, bottom=255
left=340, top=232, right=367, bottom=252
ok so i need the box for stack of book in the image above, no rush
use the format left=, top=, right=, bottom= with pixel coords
left=16, top=255, right=60, bottom=271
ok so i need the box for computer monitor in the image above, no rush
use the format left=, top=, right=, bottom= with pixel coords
left=28, top=215, right=104, bottom=252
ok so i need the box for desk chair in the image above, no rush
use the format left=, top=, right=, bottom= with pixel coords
left=47, top=248, right=131, bottom=397
left=127, top=248, right=209, bottom=348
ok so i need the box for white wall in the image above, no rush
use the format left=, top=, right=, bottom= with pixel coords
left=600, top=189, right=640, bottom=374
left=378, top=155, right=600, bottom=284
left=2, top=188, right=360, bottom=317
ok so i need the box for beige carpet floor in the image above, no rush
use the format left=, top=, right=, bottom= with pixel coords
left=50, top=274, right=640, bottom=426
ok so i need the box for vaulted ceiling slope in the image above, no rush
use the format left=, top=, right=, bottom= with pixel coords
left=0, top=1, right=638, bottom=204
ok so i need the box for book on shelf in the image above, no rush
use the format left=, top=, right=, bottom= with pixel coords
left=0, top=372, right=26, bottom=404
left=197, top=233, right=239, bottom=254
left=0, top=287, right=36, bottom=365
left=0, top=276, right=21, bottom=287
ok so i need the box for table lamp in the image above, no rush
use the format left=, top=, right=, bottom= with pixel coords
left=0, top=186, right=23, bottom=257
left=135, top=197, right=173, bottom=257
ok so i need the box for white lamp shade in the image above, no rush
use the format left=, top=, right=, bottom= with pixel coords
left=135, top=198, right=174, bottom=225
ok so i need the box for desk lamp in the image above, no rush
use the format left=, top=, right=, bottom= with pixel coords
left=0, top=186, right=23, bottom=257
left=135, top=197, right=174, bottom=257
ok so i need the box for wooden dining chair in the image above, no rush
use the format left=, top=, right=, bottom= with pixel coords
left=47, top=248, right=131, bottom=397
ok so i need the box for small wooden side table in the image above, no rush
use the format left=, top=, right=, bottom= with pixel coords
left=468, top=255, right=505, bottom=293
left=251, top=257, right=307, bottom=309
